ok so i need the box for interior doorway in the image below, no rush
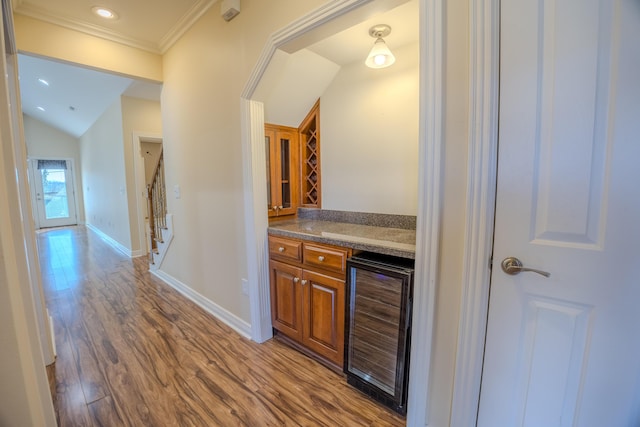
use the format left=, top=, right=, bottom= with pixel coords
left=28, top=158, right=78, bottom=229
left=132, top=133, right=163, bottom=259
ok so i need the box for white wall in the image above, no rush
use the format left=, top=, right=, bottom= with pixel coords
left=321, top=42, right=419, bottom=215
left=0, top=7, right=56, bottom=422
left=80, top=100, right=131, bottom=249
left=79, top=96, right=161, bottom=255
left=261, top=49, right=340, bottom=127
left=14, top=14, right=162, bottom=82
left=161, top=0, right=327, bottom=324
left=23, top=114, right=85, bottom=223
left=141, top=141, right=163, bottom=185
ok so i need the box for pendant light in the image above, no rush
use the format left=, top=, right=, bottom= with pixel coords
left=365, top=24, right=395, bottom=69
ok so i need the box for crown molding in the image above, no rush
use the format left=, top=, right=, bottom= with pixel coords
left=12, top=0, right=218, bottom=55
left=14, top=3, right=161, bottom=53
left=158, top=0, right=217, bottom=54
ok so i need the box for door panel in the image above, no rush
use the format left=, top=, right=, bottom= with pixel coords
left=513, top=297, right=592, bottom=426
left=302, top=269, right=344, bottom=366
left=478, top=0, right=640, bottom=426
left=269, top=260, right=302, bottom=341
left=529, top=0, right=610, bottom=248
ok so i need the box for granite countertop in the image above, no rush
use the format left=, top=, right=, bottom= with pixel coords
left=268, top=218, right=417, bottom=259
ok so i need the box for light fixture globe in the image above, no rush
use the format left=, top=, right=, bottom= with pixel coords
left=365, top=24, right=396, bottom=69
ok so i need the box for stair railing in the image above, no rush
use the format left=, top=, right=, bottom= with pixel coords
left=147, top=151, right=166, bottom=260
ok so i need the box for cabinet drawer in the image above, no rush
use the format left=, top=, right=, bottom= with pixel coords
left=303, top=243, right=348, bottom=273
left=268, top=236, right=302, bottom=262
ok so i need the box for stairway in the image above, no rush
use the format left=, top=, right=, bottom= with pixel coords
left=147, top=151, right=172, bottom=270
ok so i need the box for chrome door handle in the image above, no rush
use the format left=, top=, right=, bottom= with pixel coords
left=501, top=256, right=550, bottom=278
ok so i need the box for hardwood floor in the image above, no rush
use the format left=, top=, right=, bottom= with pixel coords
left=39, top=226, right=405, bottom=426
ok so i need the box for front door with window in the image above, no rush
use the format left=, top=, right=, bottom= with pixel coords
left=478, top=0, right=640, bottom=425
left=29, top=159, right=78, bottom=229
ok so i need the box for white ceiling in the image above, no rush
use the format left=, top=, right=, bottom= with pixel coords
left=14, top=0, right=418, bottom=139
left=306, top=0, right=418, bottom=67
left=19, top=54, right=145, bottom=137
left=259, top=0, right=418, bottom=126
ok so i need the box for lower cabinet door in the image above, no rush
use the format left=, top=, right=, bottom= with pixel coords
left=302, top=269, right=345, bottom=367
left=269, top=260, right=303, bottom=341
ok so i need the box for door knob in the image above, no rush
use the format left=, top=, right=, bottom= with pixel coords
left=501, top=256, right=550, bottom=278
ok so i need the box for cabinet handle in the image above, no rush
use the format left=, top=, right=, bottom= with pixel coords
left=318, top=256, right=325, bottom=262
left=278, top=247, right=285, bottom=253
left=293, top=277, right=300, bottom=283
left=301, top=280, right=308, bottom=285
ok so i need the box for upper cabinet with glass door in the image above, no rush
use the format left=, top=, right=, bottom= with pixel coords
left=265, top=124, right=299, bottom=218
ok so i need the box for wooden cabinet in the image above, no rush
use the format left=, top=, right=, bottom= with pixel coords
left=265, top=124, right=298, bottom=218
left=265, top=100, right=321, bottom=218
left=301, top=269, right=344, bottom=365
left=268, top=235, right=351, bottom=368
left=268, top=235, right=302, bottom=262
left=270, top=260, right=303, bottom=341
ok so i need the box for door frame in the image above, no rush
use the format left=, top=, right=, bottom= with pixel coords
left=0, top=0, right=57, bottom=423
left=132, top=132, right=163, bottom=259
left=449, top=0, right=500, bottom=425
left=28, top=157, right=79, bottom=229
left=240, top=0, right=444, bottom=424
left=241, top=0, right=499, bottom=425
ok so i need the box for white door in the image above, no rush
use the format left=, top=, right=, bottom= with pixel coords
left=29, top=159, right=78, bottom=228
left=478, top=1, right=640, bottom=426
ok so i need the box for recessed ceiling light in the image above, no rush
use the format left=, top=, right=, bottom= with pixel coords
left=36, top=106, right=45, bottom=112
left=38, top=78, right=49, bottom=86
left=92, top=6, right=118, bottom=19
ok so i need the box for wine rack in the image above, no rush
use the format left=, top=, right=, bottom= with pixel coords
left=299, top=100, right=321, bottom=207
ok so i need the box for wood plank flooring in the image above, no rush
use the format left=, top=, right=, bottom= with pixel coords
left=40, top=226, right=405, bottom=426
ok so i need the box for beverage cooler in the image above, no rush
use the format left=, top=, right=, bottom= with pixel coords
left=344, top=253, right=415, bottom=415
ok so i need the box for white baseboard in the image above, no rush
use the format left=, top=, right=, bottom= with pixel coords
left=48, top=310, right=56, bottom=359
left=151, top=269, right=252, bottom=340
left=86, top=224, right=134, bottom=257
left=131, top=249, right=146, bottom=257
